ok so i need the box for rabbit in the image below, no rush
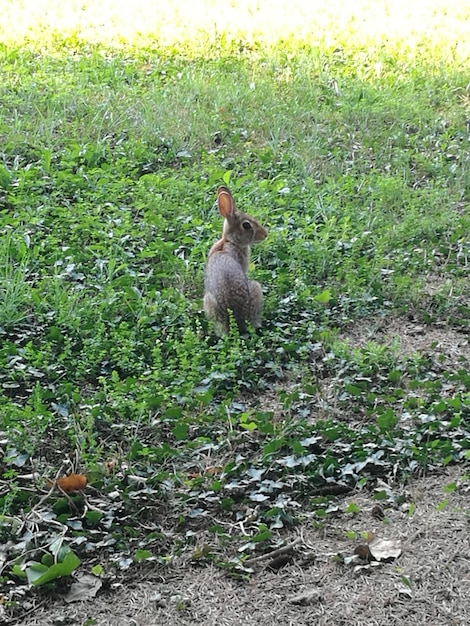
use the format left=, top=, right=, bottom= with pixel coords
left=204, top=186, right=267, bottom=336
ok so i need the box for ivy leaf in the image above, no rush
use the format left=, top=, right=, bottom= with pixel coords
left=172, top=421, right=189, bottom=441
left=26, top=550, right=81, bottom=586
left=314, top=289, right=331, bottom=303
left=134, top=549, right=153, bottom=562
left=345, top=384, right=363, bottom=396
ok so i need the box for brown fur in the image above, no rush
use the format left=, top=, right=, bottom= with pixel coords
left=204, top=186, right=267, bottom=335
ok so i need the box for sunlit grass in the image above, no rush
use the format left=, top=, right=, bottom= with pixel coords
left=1, top=0, right=470, bottom=61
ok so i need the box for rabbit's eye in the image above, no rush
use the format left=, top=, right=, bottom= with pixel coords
left=242, top=221, right=252, bottom=231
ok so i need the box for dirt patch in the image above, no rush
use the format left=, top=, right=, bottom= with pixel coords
left=7, top=465, right=469, bottom=626
left=248, top=316, right=469, bottom=427
left=341, top=315, right=469, bottom=369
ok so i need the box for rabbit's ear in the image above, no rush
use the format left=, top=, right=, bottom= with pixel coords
left=217, top=186, right=235, bottom=219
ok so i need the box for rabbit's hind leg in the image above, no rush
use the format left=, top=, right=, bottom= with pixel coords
left=204, top=293, right=229, bottom=336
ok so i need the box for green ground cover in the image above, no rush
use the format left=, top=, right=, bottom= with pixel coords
left=0, top=0, right=468, bottom=599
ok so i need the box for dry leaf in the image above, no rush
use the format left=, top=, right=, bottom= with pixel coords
left=290, top=590, right=322, bottom=605
left=64, top=574, right=102, bottom=603
left=346, top=534, right=402, bottom=569
left=56, top=473, right=88, bottom=493
left=353, top=561, right=382, bottom=574
left=368, top=536, right=402, bottom=561
left=371, top=505, right=385, bottom=520
left=205, top=466, right=223, bottom=476
left=267, top=553, right=293, bottom=571
left=354, top=544, right=372, bottom=561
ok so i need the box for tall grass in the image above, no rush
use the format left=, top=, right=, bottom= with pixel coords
left=0, top=235, right=32, bottom=328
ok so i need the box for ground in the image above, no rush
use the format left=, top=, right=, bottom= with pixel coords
left=3, top=317, right=469, bottom=626
left=7, top=464, right=469, bottom=626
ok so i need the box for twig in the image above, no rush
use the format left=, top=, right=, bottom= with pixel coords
left=81, top=493, right=106, bottom=514
left=243, top=537, right=302, bottom=567
left=16, top=464, right=66, bottom=535
left=3, top=597, right=48, bottom=625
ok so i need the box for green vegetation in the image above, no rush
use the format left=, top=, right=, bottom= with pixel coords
left=0, top=0, right=468, bottom=597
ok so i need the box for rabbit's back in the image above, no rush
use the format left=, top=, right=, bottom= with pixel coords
left=204, top=249, right=253, bottom=331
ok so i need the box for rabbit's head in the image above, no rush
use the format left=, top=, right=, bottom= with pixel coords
left=218, top=186, right=267, bottom=247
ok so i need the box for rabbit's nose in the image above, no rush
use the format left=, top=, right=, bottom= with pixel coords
left=257, top=227, right=268, bottom=241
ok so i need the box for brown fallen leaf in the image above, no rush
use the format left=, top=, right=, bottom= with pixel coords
left=56, top=473, right=88, bottom=493
left=371, top=505, right=385, bottom=520
left=266, top=553, right=294, bottom=571
left=354, top=544, right=372, bottom=561
left=366, top=531, right=376, bottom=543
left=205, top=466, right=223, bottom=476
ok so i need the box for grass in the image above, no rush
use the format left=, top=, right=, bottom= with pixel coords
left=0, top=0, right=469, bottom=603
